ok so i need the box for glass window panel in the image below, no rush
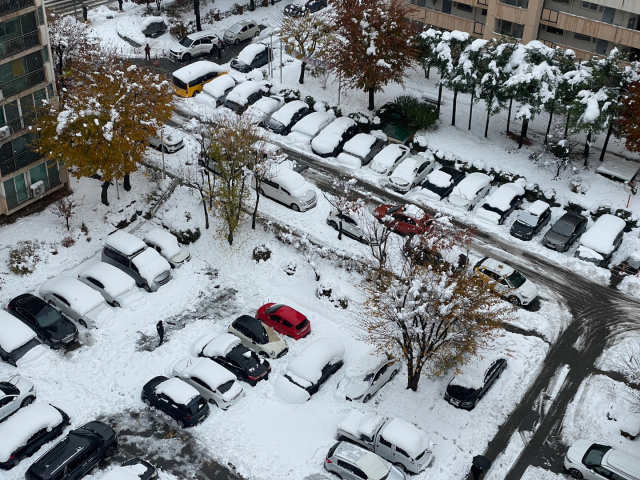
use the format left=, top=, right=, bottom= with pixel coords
left=25, top=51, right=42, bottom=73
left=14, top=173, right=27, bottom=203
left=41, top=45, right=48, bottom=63
left=33, top=88, right=45, bottom=106
left=5, top=100, right=19, bottom=123
left=28, top=161, right=46, bottom=183
left=37, top=6, right=44, bottom=25
left=20, top=12, right=37, bottom=34
left=0, top=18, right=21, bottom=41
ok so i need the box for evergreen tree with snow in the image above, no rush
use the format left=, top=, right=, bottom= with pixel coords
left=436, top=31, right=472, bottom=126
left=448, top=38, right=488, bottom=130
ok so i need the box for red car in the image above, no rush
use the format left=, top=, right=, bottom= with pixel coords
left=256, top=303, right=311, bottom=340
left=373, top=204, right=431, bottom=235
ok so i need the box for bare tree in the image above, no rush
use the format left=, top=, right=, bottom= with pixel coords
left=54, top=196, right=79, bottom=231
left=323, top=177, right=363, bottom=241
left=359, top=211, right=393, bottom=285
left=178, top=150, right=211, bottom=231
left=250, top=140, right=284, bottom=230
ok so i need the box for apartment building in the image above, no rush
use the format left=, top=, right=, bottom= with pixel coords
left=408, top=0, right=640, bottom=62
left=0, top=0, right=66, bottom=217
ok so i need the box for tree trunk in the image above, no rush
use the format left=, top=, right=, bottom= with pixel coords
left=544, top=104, right=555, bottom=144
left=252, top=182, right=260, bottom=230
left=468, top=94, right=474, bottom=131
left=101, top=181, right=110, bottom=206
left=368, top=87, right=375, bottom=111
left=299, top=62, right=306, bottom=85
left=518, top=118, right=528, bottom=149
left=451, top=90, right=458, bottom=126
left=564, top=112, right=571, bottom=139
left=57, top=46, right=64, bottom=77
left=583, top=130, right=592, bottom=166
left=407, top=369, right=421, bottom=391
left=194, top=0, right=201, bottom=32
left=425, top=67, right=430, bottom=79
left=200, top=190, right=209, bottom=230
left=599, top=121, right=614, bottom=161
left=507, top=98, right=513, bottom=134
left=123, top=173, right=131, bottom=191
left=437, top=83, right=443, bottom=116
left=523, top=118, right=529, bottom=138
left=484, top=94, right=493, bottom=138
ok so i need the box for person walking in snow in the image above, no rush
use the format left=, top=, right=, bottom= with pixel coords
left=156, top=320, right=164, bottom=346
left=145, top=44, right=151, bottom=61
left=217, top=39, right=223, bottom=60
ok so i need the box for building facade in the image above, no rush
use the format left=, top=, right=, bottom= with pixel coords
left=408, top=0, right=640, bottom=61
left=0, top=0, right=66, bottom=217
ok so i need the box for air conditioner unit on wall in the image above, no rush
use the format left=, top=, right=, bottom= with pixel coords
left=0, top=89, right=4, bottom=101
left=30, top=180, right=45, bottom=197
left=0, top=126, right=10, bottom=142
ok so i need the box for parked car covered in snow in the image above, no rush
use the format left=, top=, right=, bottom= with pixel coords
left=419, top=166, right=466, bottom=202
left=149, top=127, right=184, bottom=154
left=311, top=117, right=358, bottom=158
left=563, top=440, right=640, bottom=480
left=325, top=441, right=406, bottom=480
left=575, top=214, right=626, bottom=267
left=165, top=356, right=244, bottom=410
left=509, top=200, right=551, bottom=241
left=25, top=421, right=117, bottom=480
left=144, top=229, right=191, bottom=269
left=274, top=337, right=344, bottom=403
left=172, top=61, right=226, bottom=98
left=369, top=144, right=411, bottom=176
left=339, top=354, right=399, bottom=403
left=474, top=257, right=538, bottom=307
left=336, top=409, right=434, bottom=474
left=39, top=277, right=115, bottom=329
left=190, top=333, right=270, bottom=386
left=444, top=357, right=507, bottom=410
left=245, top=96, right=285, bottom=126
left=231, top=43, right=271, bottom=73
left=222, top=81, right=263, bottom=114
left=542, top=212, right=588, bottom=252
left=0, top=403, right=70, bottom=470
left=284, top=0, right=328, bottom=16
left=102, top=230, right=173, bottom=292
left=198, top=74, right=237, bottom=107
left=0, top=311, right=45, bottom=366
left=78, top=263, right=145, bottom=308
left=326, top=210, right=367, bottom=243
left=98, top=459, right=157, bottom=480
left=228, top=315, right=288, bottom=359
left=251, top=164, right=317, bottom=212
left=287, top=111, right=335, bottom=145
left=265, top=100, right=311, bottom=135
left=7, top=294, right=78, bottom=349
left=256, top=303, right=311, bottom=339
left=141, top=18, right=167, bottom=38
left=0, top=374, right=35, bottom=422
left=336, top=133, right=386, bottom=168
left=141, top=376, right=210, bottom=428
left=475, top=182, right=525, bottom=225
left=447, top=172, right=492, bottom=211
left=373, top=204, right=431, bottom=236
left=387, top=152, right=438, bottom=194
left=223, top=19, right=260, bottom=45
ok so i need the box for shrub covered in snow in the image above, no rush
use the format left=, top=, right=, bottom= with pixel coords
left=277, top=88, right=300, bottom=103
left=283, top=261, right=297, bottom=276
left=316, top=282, right=349, bottom=309
left=253, top=244, right=271, bottom=262
left=8, top=240, right=46, bottom=275
left=348, top=112, right=373, bottom=133
left=170, top=227, right=201, bottom=245
left=61, top=236, right=75, bottom=248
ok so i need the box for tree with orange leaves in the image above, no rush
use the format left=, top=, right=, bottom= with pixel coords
left=620, top=80, right=640, bottom=154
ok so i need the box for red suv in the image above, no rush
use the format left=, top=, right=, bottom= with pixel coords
left=256, top=303, right=311, bottom=340
left=373, top=204, right=431, bottom=235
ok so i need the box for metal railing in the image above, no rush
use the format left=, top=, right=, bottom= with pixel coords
left=3, top=171, right=60, bottom=210
left=0, top=0, right=34, bottom=16
left=0, top=68, right=45, bottom=98
left=0, top=31, right=40, bottom=61
left=0, top=116, right=31, bottom=140
left=0, top=149, right=41, bottom=176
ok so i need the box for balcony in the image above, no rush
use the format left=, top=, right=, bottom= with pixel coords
left=407, top=5, right=476, bottom=32
left=3, top=171, right=61, bottom=210
left=0, top=0, right=34, bottom=16
left=0, top=149, right=41, bottom=176
left=540, top=8, right=640, bottom=48
left=0, top=68, right=45, bottom=99
left=0, top=31, right=40, bottom=61
left=0, top=115, right=31, bottom=139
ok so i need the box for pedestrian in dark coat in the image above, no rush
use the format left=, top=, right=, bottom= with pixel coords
left=156, top=320, right=164, bottom=346
left=145, top=44, right=151, bottom=61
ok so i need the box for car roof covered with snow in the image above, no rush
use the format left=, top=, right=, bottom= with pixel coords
left=338, top=409, right=386, bottom=439
left=226, top=81, right=261, bottom=106
left=172, top=61, right=225, bottom=84
left=427, top=169, right=453, bottom=188
left=515, top=200, right=550, bottom=227
left=203, top=74, right=236, bottom=98
left=0, top=310, right=37, bottom=353
left=371, top=144, right=408, bottom=169
left=389, top=155, right=427, bottom=183
left=79, top=262, right=136, bottom=297
left=270, top=100, right=307, bottom=125
left=449, top=356, right=503, bottom=391
left=334, top=442, right=389, bottom=478
left=272, top=165, right=310, bottom=196
left=170, top=356, right=237, bottom=390
left=105, top=230, right=146, bottom=256
left=379, top=418, right=431, bottom=459
left=40, top=277, right=105, bottom=316
left=155, top=377, right=200, bottom=405
left=144, top=229, right=181, bottom=259
left=311, top=117, right=357, bottom=155
left=0, top=403, right=65, bottom=462
left=290, top=111, right=335, bottom=137
left=342, top=133, right=378, bottom=159
left=287, top=337, right=344, bottom=383
left=579, top=214, right=626, bottom=255
left=477, top=257, right=515, bottom=277
left=195, top=333, right=241, bottom=358
left=248, top=97, right=281, bottom=116
left=451, top=172, right=491, bottom=200
left=483, top=183, right=525, bottom=212
left=236, top=43, right=267, bottom=65
left=130, top=248, right=170, bottom=283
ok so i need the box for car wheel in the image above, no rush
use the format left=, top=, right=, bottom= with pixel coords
left=143, top=284, right=151, bottom=293
left=363, top=394, right=372, bottom=403
left=111, top=301, right=121, bottom=308
left=209, top=399, right=219, bottom=408
left=105, top=445, right=116, bottom=457
left=291, top=203, right=300, bottom=212
left=234, top=38, right=240, bottom=45
left=254, top=31, right=259, bottom=38
left=183, top=53, right=192, bottom=62
left=177, top=420, right=185, bottom=428
left=328, top=220, right=338, bottom=230
left=507, top=296, right=521, bottom=307
left=21, top=396, right=35, bottom=407
left=568, top=469, right=584, bottom=479
left=144, top=398, right=152, bottom=407
left=79, top=319, right=88, bottom=329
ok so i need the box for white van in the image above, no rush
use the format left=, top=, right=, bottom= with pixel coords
left=252, top=165, right=317, bottom=212
left=565, top=439, right=640, bottom=480
left=575, top=214, right=626, bottom=267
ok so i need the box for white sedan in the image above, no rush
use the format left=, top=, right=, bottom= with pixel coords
left=387, top=152, right=438, bottom=193
left=144, top=229, right=191, bottom=269
left=340, top=355, right=400, bottom=403
left=369, top=144, right=411, bottom=176
left=78, top=263, right=145, bottom=308
left=0, top=375, right=35, bottom=422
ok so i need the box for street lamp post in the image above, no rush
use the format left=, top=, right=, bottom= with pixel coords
left=269, top=32, right=274, bottom=79
left=73, top=0, right=78, bottom=22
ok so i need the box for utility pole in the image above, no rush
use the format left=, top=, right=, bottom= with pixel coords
left=161, top=130, right=166, bottom=180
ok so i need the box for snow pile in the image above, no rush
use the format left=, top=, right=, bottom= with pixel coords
left=427, top=169, right=452, bottom=188
left=200, top=333, right=241, bottom=358
left=155, top=377, right=200, bottom=406
left=144, top=229, right=182, bottom=259
left=451, top=172, right=491, bottom=200
left=0, top=311, right=37, bottom=352
left=288, top=112, right=335, bottom=144
left=483, top=183, right=524, bottom=212
left=116, top=16, right=146, bottom=46
left=99, top=464, right=149, bottom=480
left=579, top=214, right=625, bottom=255
left=270, top=100, right=307, bottom=126
left=287, top=337, right=344, bottom=384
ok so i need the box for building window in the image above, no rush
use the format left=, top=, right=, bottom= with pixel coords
left=481, top=8, right=487, bottom=15
left=37, top=6, right=44, bottom=25
left=41, top=45, right=48, bottom=62
left=3, top=172, right=28, bottom=209
left=546, top=26, right=563, bottom=35
left=581, top=1, right=598, bottom=10
left=628, top=17, right=636, bottom=30
left=455, top=2, right=473, bottom=12
left=552, top=0, right=569, bottom=3
left=574, top=33, right=591, bottom=41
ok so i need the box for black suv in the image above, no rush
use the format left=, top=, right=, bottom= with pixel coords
left=444, top=359, right=507, bottom=410
left=195, top=338, right=271, bottom=386
left=8, top=294, right=78, bottom=349
left=141, top=376, right=210, bottom=428
left=420, top=166, right=466, bottom=200
left=25, top=421, right=117, bottom=480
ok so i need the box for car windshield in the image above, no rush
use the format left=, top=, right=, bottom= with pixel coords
left=551, top=219, right=575, bottom=236
left=218, top=380, right=235, bottom=394
left=424, top=181, right=448, bottom=197
left=505, top=270, right=527, bottom=289
left=512, top=220, right=533, bottom=233
left=184, top=398, right=205, bottom=415
left=583, top=444, right=611, bottom=467
left=228, top=23, right=242, bottom=33
left=34, top=303, right=63, bottom=327
left=179, top=37, right=193, bottom=47
left=10, top=338, right=39, bottom=361
left=266, top=117, right=284, bottom=130
left=517, top=211, right=539, bottom=227
left=229, top=345, right=260, bottom=370
left=363, top=372, right=374, bottom=382
left=265, top=304, right=284, bottom=314
left=0, top=382, right=18, bottom=395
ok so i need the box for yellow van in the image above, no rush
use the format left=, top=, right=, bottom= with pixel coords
left=172, top=61, right=226, bottom=98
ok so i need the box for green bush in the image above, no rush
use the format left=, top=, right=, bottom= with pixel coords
left=393, top=95, right=439, bottom=130
left=278, top=88, right=300, bottom=103
left=171, top=227, right=201, bottom=245
left=8, top=240, right=45, bottom=276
